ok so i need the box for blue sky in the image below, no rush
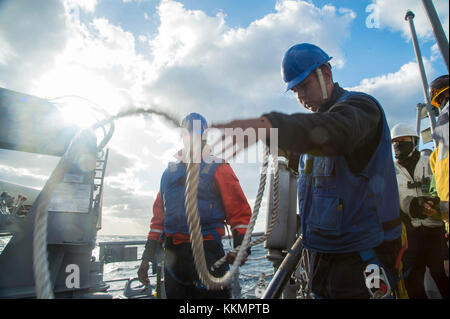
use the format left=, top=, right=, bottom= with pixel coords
left=0, top=0, right=448, bottom=235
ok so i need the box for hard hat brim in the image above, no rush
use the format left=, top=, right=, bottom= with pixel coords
left=390, top=123, right=419, bottom=139
left=430, top=85, right=449, bottom=108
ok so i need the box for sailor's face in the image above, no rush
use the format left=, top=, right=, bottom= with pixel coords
left=291, top=72, right=323, bottom=112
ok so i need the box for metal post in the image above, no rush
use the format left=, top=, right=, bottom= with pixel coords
left=416, top=103, right=423, bottom=136
left=262, top=236, right=303, bottom=299
left=405, top=11, right=437, bottom=147
left=421, top=0, right=450, bottom=72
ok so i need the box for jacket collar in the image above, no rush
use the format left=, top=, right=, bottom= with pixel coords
left=318, top=82, right=345, bottom=113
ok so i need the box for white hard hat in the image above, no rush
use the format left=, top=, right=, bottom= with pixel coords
left=390, top=123, right=419, bottom=140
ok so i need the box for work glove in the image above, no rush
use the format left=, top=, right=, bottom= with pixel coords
left=137, top=260, right=150, bottom=286
left=410, top=196, right=440, bottom=219
left=138, top=239, right=162, bottom=285
left=141, top=239, right=163, bottom=263
left=226, top=231, right=251, bottom=266
left=225, top=250, right=249, bottom=266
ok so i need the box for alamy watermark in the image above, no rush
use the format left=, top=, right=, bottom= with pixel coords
left=364, top=263, right=391, bottom=298
left=364, top=264, right=381, bottom=289
left=65, top=264, right=80, bottom=289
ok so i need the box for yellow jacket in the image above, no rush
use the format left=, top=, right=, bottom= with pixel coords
left=430, top=145, right=449, bottom=205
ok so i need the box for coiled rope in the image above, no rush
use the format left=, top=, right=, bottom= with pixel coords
left=184, top=145, right=280, bottom=290
left=33, top=105, right=280, bottom=296
left=211, top=152, right=279, bottom=271
left=33, top=177, right=60, bottom=299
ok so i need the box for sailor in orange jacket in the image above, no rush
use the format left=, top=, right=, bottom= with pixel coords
left=137, top=113, right=252, bottom=299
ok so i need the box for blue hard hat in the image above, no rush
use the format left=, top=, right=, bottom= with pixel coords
left=180, top=112, right=208, bottom=135
left=281, top=43, right=332, bottom=92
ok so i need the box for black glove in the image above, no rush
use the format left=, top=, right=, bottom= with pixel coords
left=232, top=231, right=251, bottom=256
left=226, top=250, right=249, bottom=266
left=142, top=239, right=163, bottom=263
left=410, top=196, right=440, bottom=219
left=137, top=260, right=150, bottom=285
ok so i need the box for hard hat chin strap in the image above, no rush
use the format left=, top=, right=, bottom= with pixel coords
left=405, top=144, right=418, bottom=160
left=315, top=68, right=328, bottom=102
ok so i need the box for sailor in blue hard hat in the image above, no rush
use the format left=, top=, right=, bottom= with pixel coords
left=138, top=112, right=252, bottom=299
left=282, top=43, right=333, bottom=112
left=180, top=112, right=208, bottom=136
left=179, top=112, right=209, bottom=162
left=282, top=43, right=332, bottom=90
left=212, top=43, right=404, bottom=298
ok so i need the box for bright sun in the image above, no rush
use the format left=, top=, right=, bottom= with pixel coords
left=36, top=66, right=126, bottom=129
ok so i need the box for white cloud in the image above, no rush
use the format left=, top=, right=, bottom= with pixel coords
left=0, top=150, right=60, bottom=188
left=0, top=0, right=68, bottom=92
left=7, top=0, right=434, bottom=236
left=123, top=0, right=147, bottom=3
left=138, top=34, right=148, bottom=43
left=347, top=59, right=436, bottom=127
left=141, top=0, right=356, bottom=123
left=0, top=32, right=15, bottom=66
left=64, top=0, right=99, bottom=13
left=99, top=215, right=150, bottom=236
left=0, top=0, right=358, bottom=235
left=0, top=164, right=49, bottom=184
left=369, top=0, right=449, bottom=41
left=31, top=13, right=157, bottom=122
left=0, top=0, right=358, bottom=133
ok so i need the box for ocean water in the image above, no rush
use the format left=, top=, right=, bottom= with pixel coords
left=0, top=233, right=274, bottom=299
left=95, top=234, right=275, bottom=299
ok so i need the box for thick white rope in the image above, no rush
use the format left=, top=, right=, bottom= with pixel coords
left=33, top=194, right=55, bottom=299
left=32, top=107, right=279, bottom=295
left=185, top=145, right=279, bottom=290
left=33, top=148, right=74, bottom=299
left=211, top=152, right=279, bottom=270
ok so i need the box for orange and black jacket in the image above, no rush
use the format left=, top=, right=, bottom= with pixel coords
left=145, top=162, right=251, bottom=256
